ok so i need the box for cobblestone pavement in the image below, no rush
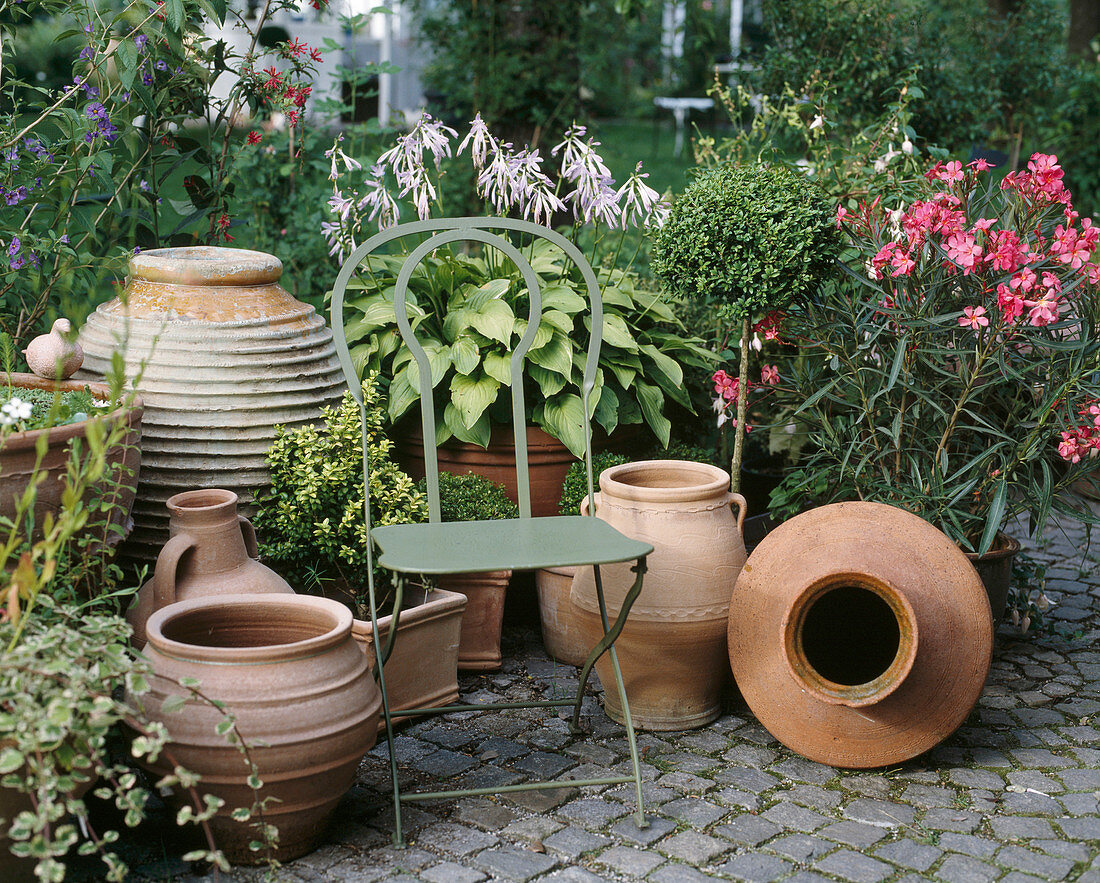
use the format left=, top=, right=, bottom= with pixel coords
left=121, top=512, right=1100, bottom=882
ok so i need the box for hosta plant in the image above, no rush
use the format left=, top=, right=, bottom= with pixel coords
left=325, top=115, right=715, bottom=457
left=774, top=153, right=1100, bottom=551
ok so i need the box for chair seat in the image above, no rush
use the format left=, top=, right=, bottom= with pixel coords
left=372, top=515, right=653, bottom=575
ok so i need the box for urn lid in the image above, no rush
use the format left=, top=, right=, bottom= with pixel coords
left=130, top=247, right=283, bottom=286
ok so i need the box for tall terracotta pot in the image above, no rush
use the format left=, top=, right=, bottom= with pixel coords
left=438, top=571, right=512, bottom=671
left=77, top=247, right=345, bottom=563
left=729, top=501, right=993, bottom=768
left=535, top=565, right=588, bottom=667
left=570, top=460, right=747, bottom=730
left=132, top=594, right=380, bottom=864
left=0, top=374, right=142, bottom=549
left=126, top=489, right=293, bottom=647
left=397, top=424, right=576, bottom=518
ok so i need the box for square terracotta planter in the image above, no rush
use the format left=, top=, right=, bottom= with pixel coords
left=351, top=587, right=466, bottom=728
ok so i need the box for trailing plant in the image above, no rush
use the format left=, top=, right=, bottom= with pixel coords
left=326, top=114, right=715, bottom=457
left=650, top=162, right=838, bottom=490
left=429, top=472, right=519, bottom=522
left=773, top=153, right=1100, bottom=551
left=252, top=378, right=427, bottom=617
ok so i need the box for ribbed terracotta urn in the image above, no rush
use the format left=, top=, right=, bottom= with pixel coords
left=77, top=247, right=344, bottom=563
left=132, top=594, right=381, bottom=864
left=570, top=460, right=747, bottom=730
left=729, top=501, right=993, bottom=768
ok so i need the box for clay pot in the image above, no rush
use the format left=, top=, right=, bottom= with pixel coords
left=351, top=586, right=466, bottom=729
left=535, top=565, right=588, bottom=667
left=437, top=571, right=512, bottom=671
left=397, top=424, right=576, bottom=518
left=133, top=594, right=380, bottom=864
left=571, top=460, right=747, bottom=730
left=964, top=532, right=1020, bottom=625
left=77, top=246, right=345, bottom=563
left=729, top=501, right=993, bottom=768
left=126, top=489, right=293, bottom=647
left=0, top=374, right=142, bottom=549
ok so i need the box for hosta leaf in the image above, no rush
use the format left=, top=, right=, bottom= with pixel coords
left=483, top=351, right=513, bottom=385
left=405, top=341, right=452, bottom=390
left=451, top=372, right=500, bottom=429
left=444, top=402, right=492, bottom=447
left=528, top=363, right=567, bottom=398
left=465, top=278, right=511, bottom=309
left=541, top=393, right=587, bottom=459
left=514, top=318, right=553, bottom=352
left=540, top=284, right=587, bottom=314
left=468, top=298, right=515, bottom=344
left=450, top=337, right=480, bottom=375
left=640, top=344, right=684, bottom=388
left=593, top=384, right=620, bottom=437
left=601, top=314, right=639, bottom=351
left=634, top=381, right=671, bottom=448
left=528, top=334, right=574, bottom=379
left=540, top=309, right=574, bottom=336
left=388, top=365, right=419, bottom=422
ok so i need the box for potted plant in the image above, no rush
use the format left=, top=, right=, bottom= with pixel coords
left=252, top=377, right=467, bottom=719
left=773, top=153, right=1100, bottom=620
left=428, top=472, right=519, bottom=671
left=324, top=115, right=715, bottom=515
left=650, top=163, right=839, bottom=493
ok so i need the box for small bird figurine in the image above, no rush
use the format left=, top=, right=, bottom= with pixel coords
left=24, top=318, right=84, bottom=380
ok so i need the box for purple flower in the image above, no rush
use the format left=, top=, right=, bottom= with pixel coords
left=5, top=187, right=28, bottom=206
left=3, top=147, right=19, bottom=171
left=8, top=238, right=21, bottom=256
left=79, top=45, right=96, bottom=61
left=139, top=179, right=150, bottom=192
left=142, top=68, right=154, bottom=87
left=23, top=137, right=47, bottom=160
left=86, top=102, right=107, bottom=120
left=59, top=235, right=69, bottom=245
left=135, top=34, right=148, bottom=51
left=155, top=59, right=167, bottom=72
left=83, top=23, right=93, bottom=33
left=9, top=254, right=26, bottom=270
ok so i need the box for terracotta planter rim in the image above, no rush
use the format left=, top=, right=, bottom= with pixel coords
left=962, top=531, right=1021, bottom=561
left=166, top=488, right=239, bottom=518
left=598, top=459, right=731, bottom=503
left=130, top=246, right=283, bottom=286
left=145, top=594, right=351, bottom=665
left=0, top=373, right=143, bottom=454
left=781, top=572, right=919, bottom=708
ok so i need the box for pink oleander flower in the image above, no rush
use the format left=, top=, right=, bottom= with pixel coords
left=835, top=204, right=848, bottom=229
left=945, top=231, right=982, bottom=273
left=889, top=248, right=915, bottom=277
left=958, top=305, right=989, bottom=331
left=713, top=369, right=739, bottom=402
left=1027, top=294, right=1061, bottom=327
left=760, top=364, right=780, bottom=385
left=996, top=283, right=1026, bottom=323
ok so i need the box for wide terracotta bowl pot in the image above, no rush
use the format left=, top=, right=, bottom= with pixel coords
left=132, top=594, right=380, bottom=864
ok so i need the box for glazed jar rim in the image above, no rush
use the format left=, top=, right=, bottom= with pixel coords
left=129, top=247, right=282, bottom=286
left=145, top=594, right=352, bottom=665
left=598, top=459, right=732, bottom=503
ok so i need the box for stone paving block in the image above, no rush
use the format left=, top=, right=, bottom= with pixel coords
left=415, top=822, right=499, bottom=856
left=564, top=742, right=617, bottom=765
left=712, top=766, right=780, bottom=792
left=1032, top=838, right=1092, bottom=862
left=410, top=748, right=480, bottom=777
left=765, top=832, right=832, bottom=862
left=649, top=863, right=721, bottom=883
left=658, top=830, right=732, bottom=864
left=899, top=784, right=958, bottom=808
left=592, top=844, right=665, bottom=877
left=967, top=748, right=1012, bottom=767
left=1000, top=789, right=1063, bottom=815
left=659, top=797, right=728, bottom=828
left=999, top=873, right=1054, bottom=883
left=454, top=765, right=526, bottom=790
left=471, top=846, right=558, bottom=882
left=844, top=774, right=892, bottom=798
left=713, top=814, right=782, bottom=847
left=996, top=844, right=1078, bottom=880
left=661, top=751, right=721, bottom=774
left=722, top=744, right=779, bottom=769
left=678, top=729, right=734, bottom=753
left=501, top=816, right=565, bottom=844
left=558, top=796, right=629, bottom=828
left=784, top=873, right=836, bottom=883
left=988, top=815, right=1055, bottom=840
left=842, top=797, right=917, bottom=828
left=873, top=837, right=943, bottom=872
left=540, top=869, right=608, bottom=883
left=502, top=786, right=576, bottom=812
left=1059, top=766, right=1100, bottom=789
left=813, top=849, right=893, bottom=883
left=784, top=783, right=845, bottom=811
left=655, top=771, right=715, bottom=794
left=1009, top=748, right=1075, bottom=768
left=1007, top=770, right=1063, bottom=792
left=603, top=780, right=679, bottom=807
left=452, top=798, right=517, bottom=831
left=609, top=813, right=676, bottom=845
left=919, top=807, right=983, bottom=833
left=542, top=826, right=610, bottom=859
left=947, top=768, right=1005, bottom=790
left=934, top=854, right=1000, bottom=883
left=716, top=852, right=793, bottom=882
left=511, top=750, right=576, bottom=779
left=817, top=819, right=889, bottom=848
left=771, top=757, right=837, bottom=784
left=737, top=721, right=781, bottom=746
left=935, top=832, right=999, bottom=859
left=761, top=801, right=831, bottom=832
left=420, top=862, right=488, bottom=883
left=711, top=787, right=761, bottom=810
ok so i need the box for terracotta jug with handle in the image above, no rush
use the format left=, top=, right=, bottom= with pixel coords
left=127, top=488, right=293, bottom=647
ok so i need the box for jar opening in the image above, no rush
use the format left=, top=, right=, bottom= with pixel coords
left=801, top=585, right=900, bottom=686
left=160, top=605, right=339, bottom=650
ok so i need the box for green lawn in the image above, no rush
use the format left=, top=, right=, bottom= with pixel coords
left=589, top=117, right=720, bottom=198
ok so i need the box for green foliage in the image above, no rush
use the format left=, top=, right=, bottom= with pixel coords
left=253, top=379, right=427, bottom=611
left=558, top=451, right=630, bottom=515
left=340, top=240, right=715, bottom=458
left=0, top=385, right=109, bottom=436
left=1054, top=57, right=1100, bottom=219
left=429, top=472, right=519, bottom=522
left=651, top=163, right=839, bottom=322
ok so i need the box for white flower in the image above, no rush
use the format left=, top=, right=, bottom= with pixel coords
left=1036, top=592, right=1053, bottom=612
left=477, top=143, right=517, bottom=213
left=357, top=165, right=400, bottom=230
left=457, top=112, right=495, bottom=170
left=328, top=190, right=355, bottom=220
left=1, top=397, right=33, bottom=422
left=617, top=163, right=664, bottom=230
left=808, top=114, right=825, bottom=131
left=902, top=137, right=914, bottom=155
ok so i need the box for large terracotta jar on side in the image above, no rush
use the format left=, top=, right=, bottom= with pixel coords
left=729, top=501, right=993, bottom=768
left=570, top=460, right=747, bottom=730
left=77, top=247, right=344, bottom=564
left=126, top=489, right=293, bottom=647
left=131, top=594, right=380, bottom=864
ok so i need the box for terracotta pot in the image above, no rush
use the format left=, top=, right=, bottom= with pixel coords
left=397, top=424, right=576, bottom=518
left=436, top=571, right=512, bottom=671
left=535, top=565, right=588, bottom=667
left=77, top=246, right=345, bottom=563
left=0, top=374, right=142, bottom=549
left=352, top=586, right=466, bottom=729
left=127, top=489, right=293, bottom=647
left=571, top=460, right=747, bottom=730
left=133, top=594, right=380, bottom=864
left=964, top=532, right=1020, bottom=625
left=729, top=501, right=993, bottom=768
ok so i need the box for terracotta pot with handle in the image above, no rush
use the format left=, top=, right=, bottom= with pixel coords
left=126, top=488, right=293, bottom=647
left=570, top=460, right=747, bottom=730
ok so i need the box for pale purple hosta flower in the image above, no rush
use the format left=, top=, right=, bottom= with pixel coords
left=617, top=162, right=665, bottom=229
left=477, top=142, right=517, bottom=213
left=551, top=123, right=590, bottom=173
left=328, top=190, right=355, bottom=221
left=414, top=113, right=458, bottom=168
left=357, top=164, right=401, bottom=230
left=325, top=134, right=363, bottom=182
left=410, top=172, right=437, bottom=221
left=522, top=177, right=567, bottom=226
left=577, top=180, right=622, bottom=227
left=319, top=220, right=344, bottom=258
left=457, top=112, right=495, bottom=170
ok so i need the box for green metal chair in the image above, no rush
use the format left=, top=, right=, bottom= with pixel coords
left=330, top=217, right=654, bottom=847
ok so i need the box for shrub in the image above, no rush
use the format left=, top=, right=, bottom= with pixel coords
left=428, top=472, right=519, bottom=522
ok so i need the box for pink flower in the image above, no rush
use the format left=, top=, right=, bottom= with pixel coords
left=1087, top=263, right=1100, bottom=285
left=996, top=283, right=1025, bottom=323
left=890, top=248, right=916, bottom=277
left=937, top=160, right=964, bottom=184
left=969, top=158, right=993, bottom=172
left=1059, top=430, right=1085, bottom=463
left=1027, top=294, right=1061, bottom=327
left=987, top=230, right=1025, bottom=273
left=1009, top=268, right=1037, bottom=293
left=760, top=365, right=780, bottom=385
left=871, top=242, right=896, bottom=276
left=972, top=218, right=996, bottom=233
left=835, top=204, right=849, bottom=229
left=945, top=232, right=982, bottom=273
left=958, top=305, right=989, bottom=331
left=713, top=369, right=739, bottom=402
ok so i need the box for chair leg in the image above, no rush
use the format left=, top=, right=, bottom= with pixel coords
left=371, top=575, right=406, bottom=847
left=572, top=557, right=650, bottom=829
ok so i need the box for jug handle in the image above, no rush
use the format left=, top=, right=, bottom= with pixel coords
left=579, top=492, right=602, bottom=517
left=152, top=533, right=196, bottom=613
left=729, top=492, right=748, bottom=536
left=239, top=515, right=259, bottom=559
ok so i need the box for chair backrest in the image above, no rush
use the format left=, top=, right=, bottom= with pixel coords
left=330, top=217, right=604, bottom=522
